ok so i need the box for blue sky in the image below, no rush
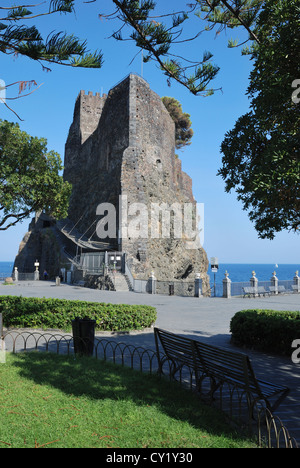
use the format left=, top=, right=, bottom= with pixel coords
left=0, top=0, right=299, bottom=264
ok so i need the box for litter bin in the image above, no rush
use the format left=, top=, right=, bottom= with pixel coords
left=72, top=317, right=96, bottom=356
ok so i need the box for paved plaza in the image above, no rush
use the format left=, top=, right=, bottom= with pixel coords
left=1, top=281, right=300, bottom=444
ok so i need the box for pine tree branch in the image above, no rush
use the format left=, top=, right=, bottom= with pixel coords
left=111, top=0, right=219, bottom=95
left=219, top=0, right=261, bottom=43
left=201, top=0, right=261, bottom=44
left=0, top=3, right=45, bottom=10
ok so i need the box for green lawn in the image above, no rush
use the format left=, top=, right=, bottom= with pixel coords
left=0, top=353, right=256, bottom=448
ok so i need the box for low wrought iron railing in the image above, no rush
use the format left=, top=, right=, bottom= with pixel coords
left=1, top=330, right=298, bottom=449
left=211, top=279, right=296, bottom=297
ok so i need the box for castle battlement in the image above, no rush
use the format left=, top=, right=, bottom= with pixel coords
left=79, top=90, right=107, bottom=98
left=68, top=89, right=108, bottom=146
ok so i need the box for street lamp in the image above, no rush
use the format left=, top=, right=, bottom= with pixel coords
left=210, top=257, right=219, bottom=297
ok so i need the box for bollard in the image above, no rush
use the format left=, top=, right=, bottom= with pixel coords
left=270, top=271, right=278, bottom=294
left=293, top=271, right=300, bottom=293
left=222, top=271, right=231, bottom=298
left=13, top=267, right=18, bottom=282
left=194, top=273, right=203, bottom=298
left=250, top=271, right=258, bottom=297
left=148, top=271, right=156, bottom=294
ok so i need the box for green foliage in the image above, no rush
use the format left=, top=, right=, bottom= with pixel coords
left=195, top=0, right=263, bottom=48
left=0, top=1, right=103, bottom=69
left=0, top=120, right=72, bottom=230
left=104, top=1, right=299, bottom=236
left=230, top=309, right=300, bottom=355
left=218, top=0, right=300, bottom=239
left=0, top=296, right=157, bottom=331
left=161, top=97, right=194, bottom=150
left=110, top=0, right=220, bottom=96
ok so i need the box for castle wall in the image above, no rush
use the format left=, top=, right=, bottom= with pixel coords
left=64, top=79, right=130, bottom=240
left=64, top=90, right=106, bottom=181
left=119, top=75, right=208, bottom=283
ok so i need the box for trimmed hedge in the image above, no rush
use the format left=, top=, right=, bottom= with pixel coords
left=0, top=296, right=157, bottom=332
left=230, top=309, right=300, bottom=356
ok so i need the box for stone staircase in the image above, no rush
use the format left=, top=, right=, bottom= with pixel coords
left=110, top=272, right=133, bottom=292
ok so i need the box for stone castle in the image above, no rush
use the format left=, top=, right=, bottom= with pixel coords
left=14, top=74, right=210, bottom=295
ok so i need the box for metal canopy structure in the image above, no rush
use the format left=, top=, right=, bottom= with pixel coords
left=56, top=219, right=114, bottom=252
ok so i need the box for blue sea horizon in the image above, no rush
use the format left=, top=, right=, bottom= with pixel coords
left=208, top=263, right=299, bottom=284
left=0, top=261, right=15, bottom=279
left=0, top=261, right=299, bottom=284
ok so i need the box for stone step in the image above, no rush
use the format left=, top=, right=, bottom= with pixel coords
left=110, top=272, right=132, bottom=292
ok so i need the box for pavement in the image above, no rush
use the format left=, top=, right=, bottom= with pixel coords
left=1, top=280, right=300, bottom=445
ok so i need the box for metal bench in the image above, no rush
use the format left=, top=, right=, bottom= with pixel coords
left=243, top=286, right=269, bottom=297
left=192, top=338, right=289, bottom=414
left=154, top=327, right=198, bottom=378
left=242, top=286, right=256, bottom=298
left=269, top=285, right=291, bottom=295
left=154, top=327, right=290, bottom=414
left=257, top=286, right=270, bottom=297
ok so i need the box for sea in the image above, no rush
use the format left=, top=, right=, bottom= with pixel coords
left=0, top=261, right=299, bottom=284
left=208, top=263, right=300, bottom=284
left=0, top=261, right=15, bottom=280
left=208, top=263, right=300, bottom=297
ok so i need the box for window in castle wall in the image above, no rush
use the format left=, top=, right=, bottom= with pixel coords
left=156, top=159, right=162, bottom=171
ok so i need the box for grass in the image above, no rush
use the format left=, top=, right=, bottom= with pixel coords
left=0, top=353, right=256, bottom=449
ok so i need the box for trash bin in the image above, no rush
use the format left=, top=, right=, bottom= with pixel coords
left=72, top=317, right=96, bottom=356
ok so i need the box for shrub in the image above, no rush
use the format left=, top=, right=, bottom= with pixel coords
left=0, top=295, right=157, bottom=332
left=230, top=309, right=300, bottom=355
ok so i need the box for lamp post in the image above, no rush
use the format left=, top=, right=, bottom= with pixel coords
left=210, top=257, right=219, bottom=297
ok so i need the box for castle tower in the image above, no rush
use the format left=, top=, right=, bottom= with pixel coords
left=14, top=74, right=209, bottom=293
left=63, top=74, right=209, bottom=288
left=64, top=90, right=106, bottom=186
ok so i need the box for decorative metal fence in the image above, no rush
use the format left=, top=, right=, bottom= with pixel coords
left=16, top=272, right=36, bottom=281
left=1, top=330, right=298, bottom=449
